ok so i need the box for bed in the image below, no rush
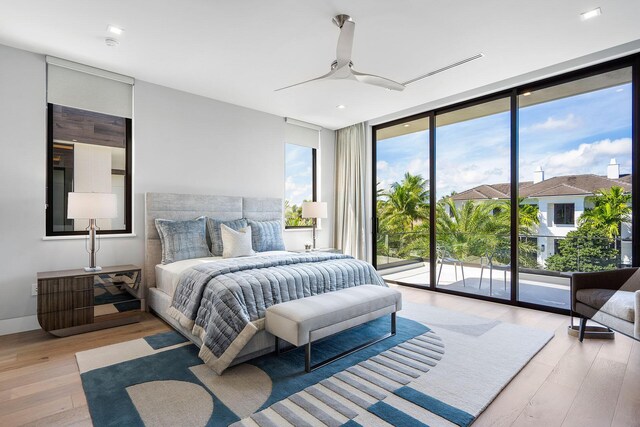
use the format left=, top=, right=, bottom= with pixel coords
left=144, top=192, right=385, bottom=374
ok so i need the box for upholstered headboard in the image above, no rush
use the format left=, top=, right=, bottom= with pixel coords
left=144, top=192, right=283, bottom=288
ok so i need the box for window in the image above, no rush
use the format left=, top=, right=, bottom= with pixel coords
left=374, top=116, right=430, bottom=269
left=47, top=105, right=132, bottom=235
left=435, top=97, right=511, bottom=300
left=554, top=239, right=562, bottom=255
left=554, top=204, right=575, bottom=225
left=284, top=144, right=316, bottom=228
left=45, top=56, right=133, bottom=236
left=373, top=53, right=636, bottom=315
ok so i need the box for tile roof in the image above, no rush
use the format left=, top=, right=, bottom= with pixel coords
left=450, top=174, right=632, bottom=201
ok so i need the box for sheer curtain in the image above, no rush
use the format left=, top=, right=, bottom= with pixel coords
left=334, top=122, right=366, bottom=259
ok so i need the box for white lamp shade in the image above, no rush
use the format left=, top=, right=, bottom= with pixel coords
left=302, top=201, right=328, bottom=219
left=67, top=192, right=118, bottom=219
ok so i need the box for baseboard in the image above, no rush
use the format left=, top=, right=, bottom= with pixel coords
left=0, top=315, right=40, bottom=336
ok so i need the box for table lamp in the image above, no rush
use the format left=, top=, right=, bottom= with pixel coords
left=302, top=201, right=327, bottom=250
left=67, top=192, right=118, bottom=272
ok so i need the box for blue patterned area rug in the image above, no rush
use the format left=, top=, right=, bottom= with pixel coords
left=76, top=306, right=553, bottom=426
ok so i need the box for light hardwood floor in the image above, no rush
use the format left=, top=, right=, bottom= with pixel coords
left=0, top=287, right=638, bottom=426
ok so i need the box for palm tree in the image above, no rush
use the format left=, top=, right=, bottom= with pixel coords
left=378, top=172, right=429, bottom=232
left=436, top=197, right=541, bottom=267
left=491, top=198, right=540, bottom=267
left=436, top=198, right=503, bottom=261
left=579, top=186, right=631, bottom=249
left=377, top=173, right=430, bottom=260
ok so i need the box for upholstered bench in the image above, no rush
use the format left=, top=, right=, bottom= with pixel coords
left=265, top=285, right=402, bottom=372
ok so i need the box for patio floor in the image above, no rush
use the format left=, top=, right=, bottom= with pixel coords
left=381, top=263, right=571, bottom=310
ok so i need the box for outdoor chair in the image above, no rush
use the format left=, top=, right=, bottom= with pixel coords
left=572, top=268, right=640, bottom=342
left=479, top=250, right=510, bottom=295
left=436, top=247, right=466, bottom=286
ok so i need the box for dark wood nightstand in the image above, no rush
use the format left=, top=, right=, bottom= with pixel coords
left=37, top=264, right=143, bottom=337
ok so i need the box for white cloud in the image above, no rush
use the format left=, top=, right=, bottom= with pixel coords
left=285, top=176, right=312, bottom=205
left=381, top=138, right=631, bottom=199
left=299, top=166, right=312, bottom=177
left=436, top=162, right=509, bottom=196
left=377, top=157, right=428, bottom=193
left=524, top=113, right=580, bottom=132
left=407, top=158, right=429, bottom=176
left=520, top=138, right=631, bottom=180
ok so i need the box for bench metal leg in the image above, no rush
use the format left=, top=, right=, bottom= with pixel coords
left=305, top=342, right=311, bottom=372
left=274, top=335, right=298, bottom=355
left=304, top=312, right=397, bottom=373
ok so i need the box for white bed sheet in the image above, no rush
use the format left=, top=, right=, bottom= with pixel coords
left=154, top=250, right=292, bottom=297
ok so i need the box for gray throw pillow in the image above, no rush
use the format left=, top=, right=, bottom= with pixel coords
left=220, top=224, right=255, bottom=258
left=207, top=218, right=248, bottom=256
left=155, top=216, right=211, bottom=264
left=247, top=219, right=286, bottom=252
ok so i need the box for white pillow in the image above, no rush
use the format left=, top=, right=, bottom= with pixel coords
left=220, top=224, right=255, bottom=258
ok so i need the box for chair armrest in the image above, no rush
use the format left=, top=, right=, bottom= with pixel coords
left=571, top=268, right=637, bottom=311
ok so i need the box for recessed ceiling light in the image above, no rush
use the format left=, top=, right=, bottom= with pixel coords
left=107, top=25, right=124, bottom=35
left=336, top=105, right=346, bottom=109
left=581, top=7, right=601, bottom=20
left=403, top=124, right=410, bottom=128
left=522, top=91, right=532, bottom=96
left=105, top=38, right=119, bottom=47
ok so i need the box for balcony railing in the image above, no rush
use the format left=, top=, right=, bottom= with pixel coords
left=377, top=231, right=632, bottom=309
left=377, top=231, right=630, bottom=272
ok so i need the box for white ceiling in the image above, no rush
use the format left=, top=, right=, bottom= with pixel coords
left=1, top=1, right=639, bottom=130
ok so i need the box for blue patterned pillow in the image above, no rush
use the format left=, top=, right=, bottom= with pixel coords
left=155, top=217, right=211, bottom=264
left=207, top=218, right=248, bottom=256
left=247, top=219, right=286, bottom=252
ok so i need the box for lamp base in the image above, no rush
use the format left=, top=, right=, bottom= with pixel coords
left=83, top=266, right=103, bottom=272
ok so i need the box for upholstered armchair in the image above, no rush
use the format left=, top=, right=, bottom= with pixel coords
left=572, top=268, right=640, bottom=342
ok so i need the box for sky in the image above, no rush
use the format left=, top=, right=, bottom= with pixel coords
left=376, top=79, right=632, bottom=199
left=285, top=143, right=313, bottom=206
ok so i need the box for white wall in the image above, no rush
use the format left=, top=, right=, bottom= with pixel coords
left=0, top=44, right=335, bottom=333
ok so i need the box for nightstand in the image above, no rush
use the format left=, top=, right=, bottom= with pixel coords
left=37, top=264, right=143, bottom=337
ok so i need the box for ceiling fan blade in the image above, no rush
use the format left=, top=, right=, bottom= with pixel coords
left=274, top=69, right=336, bottom=91
left=336, top=19, right=355, bottom=66
left=351, top=69, right=405, bottom=91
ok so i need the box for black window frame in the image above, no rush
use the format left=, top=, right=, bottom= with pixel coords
left=372, top=52, right=639, bottom=316
left=553, top=203, right=575, bottom=225
left=284, top=144, right=317, bottom=229
left=45, top=103, right=133, bottom=237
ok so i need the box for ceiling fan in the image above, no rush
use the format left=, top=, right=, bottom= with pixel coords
left=275, top=14, right=406, bottom=92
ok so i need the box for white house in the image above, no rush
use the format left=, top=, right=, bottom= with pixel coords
left=451, top=159, right=632, bottom=267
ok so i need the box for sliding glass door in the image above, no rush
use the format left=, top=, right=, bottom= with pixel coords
left=435, top=97, right=512, bottom=300
left=517, top=67, right=633, bottom=309
left=372, top=54, right=638, bottom=313
left=374, top=116, right=430, bottom=285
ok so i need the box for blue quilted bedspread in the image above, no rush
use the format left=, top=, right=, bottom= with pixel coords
left=167, top=252, right=386, bottom=374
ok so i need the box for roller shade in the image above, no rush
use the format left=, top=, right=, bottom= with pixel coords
left=46, top=56, right=133, bottom=118
left=285, top=118, right=320, bottom=149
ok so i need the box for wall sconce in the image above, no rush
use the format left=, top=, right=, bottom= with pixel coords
left=541, top=244, right=545, bottom=253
